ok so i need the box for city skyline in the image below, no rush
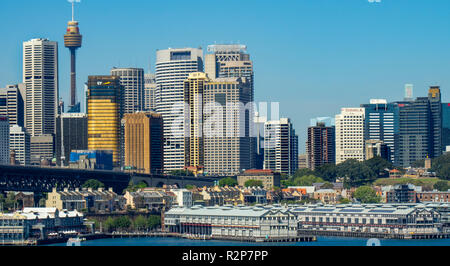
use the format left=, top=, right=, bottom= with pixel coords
left=1, top=0, right=450, bottom=153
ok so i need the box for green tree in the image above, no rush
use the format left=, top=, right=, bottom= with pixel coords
left=244, top=180, right=264, bottom=188
left=134, top=215, right=148, bottom=231
left=434, top=180, right=450, bottom=192
left=431, top=154, right=450, bottom=180
left=337, top=160, right=377, bottom=187
left=315, top=164, right=338, bottom=182
left=147, top=215, right=161, bottom=230
left=292, top=175, right=324, bottom=186
left=114, top=216, right=132, bottom=231
left=339, top=198, right=351, bottom=204
left=353, top=186, right=381, bottom=203
left=103, top=217, right=115, bottom=232
left=219, top=177, right=238, bottom=187
left=321, top=182, right=334, bottom=189
left=293, top=168, right=315, bottom=178
left=82, top=179, right=105, bottom=190
left=364, top=156, right=393, bottom=177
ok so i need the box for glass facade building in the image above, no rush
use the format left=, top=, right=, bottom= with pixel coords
left=443, top=103, right=450, bottom=152
left=87, top=76, right=122, bottom=166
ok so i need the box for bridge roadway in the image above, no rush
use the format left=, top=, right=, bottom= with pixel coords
left=0, top=165, right=222, bottom=193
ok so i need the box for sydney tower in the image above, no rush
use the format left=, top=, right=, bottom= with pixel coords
left=64, top=0, right=82, bottom=113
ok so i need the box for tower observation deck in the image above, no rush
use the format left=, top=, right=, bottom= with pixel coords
left=64, top=0, right=83, bottom=112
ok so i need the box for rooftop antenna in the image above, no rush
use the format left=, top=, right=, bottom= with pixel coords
left=68, top=0, right=81, bottom=22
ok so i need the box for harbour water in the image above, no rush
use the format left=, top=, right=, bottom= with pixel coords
left=46, top=236, right=450, bottom=246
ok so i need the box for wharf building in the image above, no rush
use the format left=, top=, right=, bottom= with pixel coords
left=164, top=205, right=298, bottom=240
left=155, top=48, right=204, bottom=172
left=293, top=203, right=444, bottom=238
left=0, top=208, right=84, bottom=244
left=361, top=99, right=399, bottom=164
left=87, top=76, right=123, bottom=166
left=264, top=118, right=298, bottom=176
left=306, top=122, right=335, bottom=170
left=335, top=108, right=366, bottom=164
left=122, top=112, right=164, bottom=174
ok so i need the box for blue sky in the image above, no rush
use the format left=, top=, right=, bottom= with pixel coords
left=1, top=0, right=449, bottom=153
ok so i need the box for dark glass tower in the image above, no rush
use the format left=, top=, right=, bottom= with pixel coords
left=443, top=103, right=450, bottom=152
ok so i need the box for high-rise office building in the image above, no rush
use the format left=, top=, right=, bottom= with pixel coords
left=335, top=108, right=366, bottom=164
left=310, top=117, right=335, bottom=127
left=0, top=84, right=26, bottom=127
left=30, top=135, right=54, bottom=166
left=64, top=1, right=83, bottom=113
left=361, top=99, right=399, bottom=164
left=254, top=112, right=267, bottom=170
left=87, top=76, right=122, bottom=166
left=264, top=118, right=298, bottom=176
left=123, top=112, right=164, bottom=174
left=155, top=48, right=203, bottom=171
left=144, top=73, right=157, bottom=111
left=405, top=84, right=414, bottom=101
left=202, top=77, right=255, bottom=175
left=0, top=117, right=10, bottom=165
left=306, top=122, right=335, bottom=170
left=396, top=87, right=443, bottom=167
left=205, top=44, right=254, bottom=92
left=365, top=140, right=391, bottom=161
left=184, top=72, right=210, bottom=168
left=443, top=103, right=450, bottom=152
left=23, top=38, right=59, bottom=137
left=111, top=68, right=145, bottom=114
left=9, top=125, right=30, bottom=166
left=55, top=113, right=88, bottom=166
left=428, top=87, right=442, bottom=158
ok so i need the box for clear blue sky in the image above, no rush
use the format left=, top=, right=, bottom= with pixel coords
left=1, top=0, right=449, bottom=153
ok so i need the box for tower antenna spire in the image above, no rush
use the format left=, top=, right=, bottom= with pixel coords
left=68, top=0, right=81, bottom=21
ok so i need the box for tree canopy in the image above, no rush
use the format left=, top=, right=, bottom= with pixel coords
left=353, top=186, right=381, bottom=203
left=219, top=177, right=238, bottom=187
left=431, top=154, right=450, bottom=180
left=244, top=180, right=264, bottom=188
left=434, top=180, right=450, bottom=192
left=82, top=179, right=105, bottom=190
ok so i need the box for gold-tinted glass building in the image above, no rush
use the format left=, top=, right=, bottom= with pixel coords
left=87, top=76, right=122, bottom=166
left=123, top=112, right=164, bottom=174
left=184, top=73, right=210, bottom=168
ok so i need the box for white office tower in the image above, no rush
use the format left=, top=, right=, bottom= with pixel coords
left=144, top=73, right=157, bottom=111
left=264, top=118, right=298, bottom=176
left=0, top=117, right=10, bottom=165
left=9, top=125, right=31, bottom=166
left=155, top=48, right=203, bottom=171
left=254, top=112, right=267, bottom=169
left=335, top=108, right=366, bottom=164
left=111, top=68, right=145, bottom=114
left=404, top=84, right=414, bottom=101
left=23, top=38, right=59, bottom=136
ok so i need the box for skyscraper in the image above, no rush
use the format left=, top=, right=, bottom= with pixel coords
left=87, top=76, right=122, bottom=166
left=396, top=87, right=443, bottom=167
left=306, top=122, right=335, bottom=170
left=405, top=84, right=414, bottom=101
left=123, top=112, right=164, bottom=174
left=203, top=77, right=255, bottom=175
left=0, top=117, right=9, bottom=165
left=254, top=112, right=267, bottom=170
left=9, top=125, right=30, bottom=166
left=0, top=84, right=26, bottom=127
left=144, top=73, right=157, bottom=111
left=23, top=38, right=59, bottom=137
left=205, top=44, right=254, bottom=92
left=111, top=68, right=145, bottom=114
left=64, top=0, right=83, bottom=113
left=443, top=103, right=450, bottom=152
left=55, top=113, right=88, bottom=166
left=264, top=118, right=298, bottom=176
left=335, top=108, right=366, bottom=164
left=155, top=48, right=203, bottom=171
left=184, top=72, right=210, bottom=169
left=361, top=99, right=399, bottom=164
